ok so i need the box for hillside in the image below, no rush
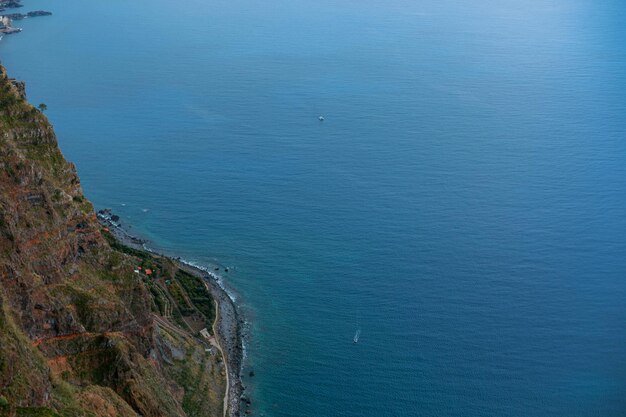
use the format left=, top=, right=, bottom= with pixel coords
left=0, top=66, right=227, bottom=417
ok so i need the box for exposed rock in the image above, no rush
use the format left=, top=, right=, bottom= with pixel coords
left=8, top=78, right=25, bottom=99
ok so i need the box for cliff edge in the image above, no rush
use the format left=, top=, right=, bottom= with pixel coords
left=0, top=66, right=226, bottom=417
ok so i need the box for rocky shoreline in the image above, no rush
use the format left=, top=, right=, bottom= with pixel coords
left=0, top=0, right=22, bottom=12
left=98, top=210, right=245, bottom=417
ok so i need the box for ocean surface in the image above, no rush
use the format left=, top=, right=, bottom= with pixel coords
left=2, top=0, right=626, bottom=415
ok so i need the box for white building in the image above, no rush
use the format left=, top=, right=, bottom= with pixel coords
left=0, top=16, right=12, bottom=29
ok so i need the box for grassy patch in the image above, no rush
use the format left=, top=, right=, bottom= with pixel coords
left=168, top=281, right=194, bottom=317
left=175, top=270, right=215, bottom=327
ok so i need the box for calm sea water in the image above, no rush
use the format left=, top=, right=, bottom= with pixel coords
left=3, top=0, right=626, bottom=415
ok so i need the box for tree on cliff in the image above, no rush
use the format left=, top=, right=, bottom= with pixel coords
left=37, top=103, right=47, bottom=112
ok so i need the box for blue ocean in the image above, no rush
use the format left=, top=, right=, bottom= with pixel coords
left=2, top=0, right=626, bottom=415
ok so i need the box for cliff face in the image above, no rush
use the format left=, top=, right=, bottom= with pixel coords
left=0, top=67, right=225, bottom=417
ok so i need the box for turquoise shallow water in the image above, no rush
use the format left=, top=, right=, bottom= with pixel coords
left=2, top=0, right=626, bottom=415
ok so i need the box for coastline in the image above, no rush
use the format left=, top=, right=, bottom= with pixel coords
left=98, top=212, right=245, bottom=417
left=0, top=7, right=246, bottom=412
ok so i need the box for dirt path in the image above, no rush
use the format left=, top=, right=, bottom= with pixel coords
left=153, top=314, right=189, bottom=340
left=210, top=296, right=230, bottom=417
left=32, top=331, right=125, bottom=347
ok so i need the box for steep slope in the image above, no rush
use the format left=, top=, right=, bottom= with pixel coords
left=0, top=66, right=226, bottom=417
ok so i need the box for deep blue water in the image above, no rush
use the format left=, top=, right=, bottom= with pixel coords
left=2, top=0, right=626, bottom=415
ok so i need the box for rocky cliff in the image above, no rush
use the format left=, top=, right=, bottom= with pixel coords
left=0, top=66, right=226, bottom=417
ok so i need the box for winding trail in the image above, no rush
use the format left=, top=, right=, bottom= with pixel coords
left=153, top=314, right=189, bottom=340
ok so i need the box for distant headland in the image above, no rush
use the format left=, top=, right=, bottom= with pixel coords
left=0, top=0, right=51, bottom=35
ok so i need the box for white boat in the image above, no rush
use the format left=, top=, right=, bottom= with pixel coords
left=353, top=329, right=361, bottom=344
